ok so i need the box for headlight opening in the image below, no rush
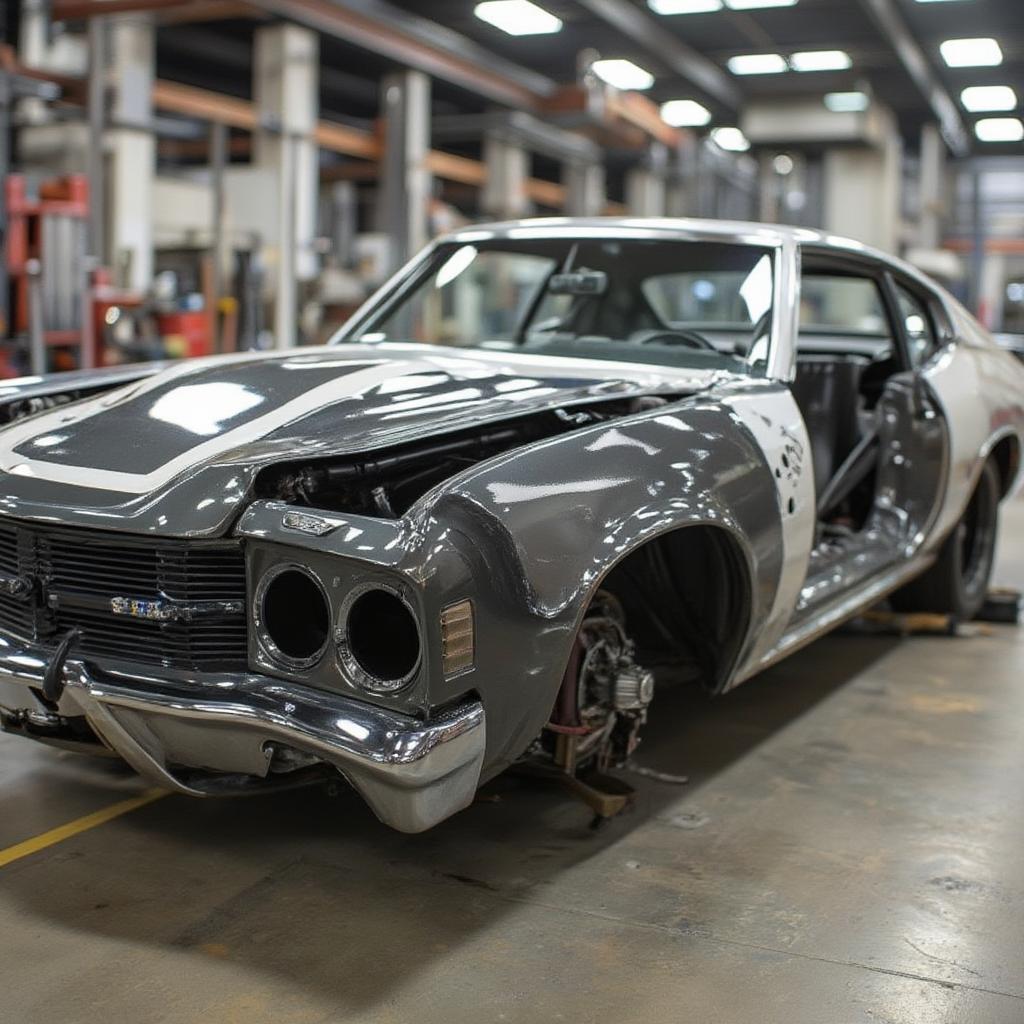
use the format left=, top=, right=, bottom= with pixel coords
left=256, top=565, right=331, bottom=669
left=337, top=584, right=422, bottom=692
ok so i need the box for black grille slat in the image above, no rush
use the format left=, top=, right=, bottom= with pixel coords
left=0, top=521, right=248, bottom=671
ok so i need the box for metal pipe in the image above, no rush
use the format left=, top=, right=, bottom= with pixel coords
left=970, top=162, right=986, bottom=319
left=209, top=119, right=227, bottom=352
left=26, top=258, right=46, bottom=375
left=86, top=17, right=106, bottom=265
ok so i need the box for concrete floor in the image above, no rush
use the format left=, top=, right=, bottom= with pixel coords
left=3, top=504, right=1024, bottom=1024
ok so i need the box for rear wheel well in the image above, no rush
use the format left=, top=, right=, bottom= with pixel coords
left=597, top=526, right=752, bottom=694
left=989, top=435, right=1020, bottom=500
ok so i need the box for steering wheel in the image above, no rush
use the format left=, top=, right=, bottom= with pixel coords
left=630, top=328, right=718, bottom=352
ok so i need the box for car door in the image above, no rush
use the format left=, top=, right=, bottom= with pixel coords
left=784, top=250, right=949, bottom=626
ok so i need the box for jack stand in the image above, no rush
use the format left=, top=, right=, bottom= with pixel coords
left=859, top=610, right=961, bottom=636
left=855, top=587, right=1022, bottom=637
left=977, top=587, right=1022, bottom=624
left=512, top=762, right=636, bottom=828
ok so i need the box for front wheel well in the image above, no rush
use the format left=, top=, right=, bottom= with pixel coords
left=597, top=525, right=752, bottom=694
left=988, top=435, right=1021, bottom=500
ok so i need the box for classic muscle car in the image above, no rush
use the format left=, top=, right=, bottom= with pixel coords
left=0, top=218, right=1021, bottom=832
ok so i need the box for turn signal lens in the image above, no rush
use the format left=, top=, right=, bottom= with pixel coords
left=441, top=600, right=475, bottom=676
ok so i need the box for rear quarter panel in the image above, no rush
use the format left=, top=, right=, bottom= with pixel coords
left=924, top=302, right=1024, bottom=550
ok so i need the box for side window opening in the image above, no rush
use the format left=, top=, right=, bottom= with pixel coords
left=893, top=282, right=940, bottom=368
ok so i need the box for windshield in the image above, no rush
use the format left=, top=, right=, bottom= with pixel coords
left=346, top=237, right=775, bottom=374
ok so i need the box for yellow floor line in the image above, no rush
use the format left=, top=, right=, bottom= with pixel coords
left=0, top=789, right=168, bottom=869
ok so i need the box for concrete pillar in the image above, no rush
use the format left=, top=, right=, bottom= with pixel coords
left=107, top=15, right=155, bottom=291
left=918, top=123, right=945, bottom=251
left=379, top=70, right=431, bottom=275
left=626, top=168, right=666, bottom=217
left=626, top=144, right=668, bottom=217
left=563, top=161, right=606, bottom=217
left=482, top=133, right=530, bottom=220
left=17, top=0, right=49, bottom=123
left=822, top=134, right=902, bottom=253
left=254, top=22, right=319, bottom=347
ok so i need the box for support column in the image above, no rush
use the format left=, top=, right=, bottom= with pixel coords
left=918, top=123, right=945, bottom=251
left=17, top=0, right=49, bottom=124
left=482, top=132, right=530, bottom=220
left=563, top=160, right=606, bottom=217
left=379, top=70, right=431, bottom=275
left=254, top=22, right=319, bottom=348
left=625, top=144, right=668, bottom=217
left=822, top=135, right=902, bottom=253
left=107, top=15, right=154, bottom=291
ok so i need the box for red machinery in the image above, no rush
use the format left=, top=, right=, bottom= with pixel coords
left=3, top=174, right=95, bottom=375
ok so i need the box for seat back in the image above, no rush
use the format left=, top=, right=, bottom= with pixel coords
left=791, top=356, right=867, bottom=501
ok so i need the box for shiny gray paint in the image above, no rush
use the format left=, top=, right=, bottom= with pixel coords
left=238, top=389, right=784, bottom=774
left=0, top=347, right=716, bottom=536
left=0, top=216, right=1023, bottom=830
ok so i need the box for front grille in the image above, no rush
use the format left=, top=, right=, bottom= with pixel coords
left=0, top=520, right=248, bottom=671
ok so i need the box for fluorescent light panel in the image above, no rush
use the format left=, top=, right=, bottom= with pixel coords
left=725, top=0, right=797, bottom=8
left=712, top=127, right=750, bottom=151
left=473, top=1, right=562, bottom=36
left=961, top=85, right=1017, bottom=112
left=824, top=91, right=869, bottom=112
left=728, top=53, right=787, bottom=75
left=661, top=99, right=712, bottom=126
left=791, top=49, right=852, bottom=72
left=591, top=58, right=655, bottom=90
left=648, top=0, right=722, bottom=12
left=940, top=38, right=1003, bottom=68
left=975, top=117, right=1023, bottom=142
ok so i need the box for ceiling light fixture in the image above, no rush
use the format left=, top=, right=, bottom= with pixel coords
left=939, top=38, right=1003, bottom=68
left=590, top=58, right=655, bottom=90
left=711, top=126, right=750, bottom=151
left=791, top=50, right=852, bottom=72
left=661, top=99, right=712, bottom=126
left=724, top=0, right=798, bottom=9
left=975, top=117, right=1023, bottom=143
left=727, top=53, right=788, bottom=75
left=824, top=91, right=869, bottom=112
left=961, top=85, right=1017, bottom=112
left=473, top=1, right=562, bottom=36
left=648, top=0, right=723, bottom=13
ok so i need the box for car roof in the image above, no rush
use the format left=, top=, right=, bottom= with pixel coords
left=441, top=217, right=943, bottom=298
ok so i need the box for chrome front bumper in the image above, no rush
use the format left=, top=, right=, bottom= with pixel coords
left=0, top=635, right=485, bottom=833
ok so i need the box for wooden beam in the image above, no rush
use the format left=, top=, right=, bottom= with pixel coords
left=606, top=91, right=683, bottom=150
left=524, top=178, right=565, bottom=209
left=314, top=120, right=380, bottom=161
left=152, top=80, right=258, bottom=131
left=424, top=150, right=486, bottom=188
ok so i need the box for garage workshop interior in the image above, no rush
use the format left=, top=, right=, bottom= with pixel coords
left=2, top=1, right=1024, bottom=1022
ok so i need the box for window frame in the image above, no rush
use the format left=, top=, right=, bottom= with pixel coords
left=799, top=247, right=922, bottom=374
left=333, top=228, right=795, bottom=381
left=885, top=271, right=955, bottom=370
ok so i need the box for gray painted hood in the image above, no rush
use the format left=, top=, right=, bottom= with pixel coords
left=0, top=344, right=718, bottom=536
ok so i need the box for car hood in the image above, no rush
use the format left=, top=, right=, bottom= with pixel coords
left=0, top=343, right=720, bottom=536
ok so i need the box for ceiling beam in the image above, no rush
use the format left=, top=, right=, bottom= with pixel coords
left=858, top=0, right=969, bottom=156
left=245, top=0, right=554, bottom=110
left=571, top=0, right=742, bottom=112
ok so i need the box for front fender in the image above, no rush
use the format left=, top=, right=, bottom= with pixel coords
left=416, top=393, right=794, bottom=774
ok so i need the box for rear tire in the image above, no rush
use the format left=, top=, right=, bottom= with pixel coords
left=890, top=459, right=999, bottom=620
